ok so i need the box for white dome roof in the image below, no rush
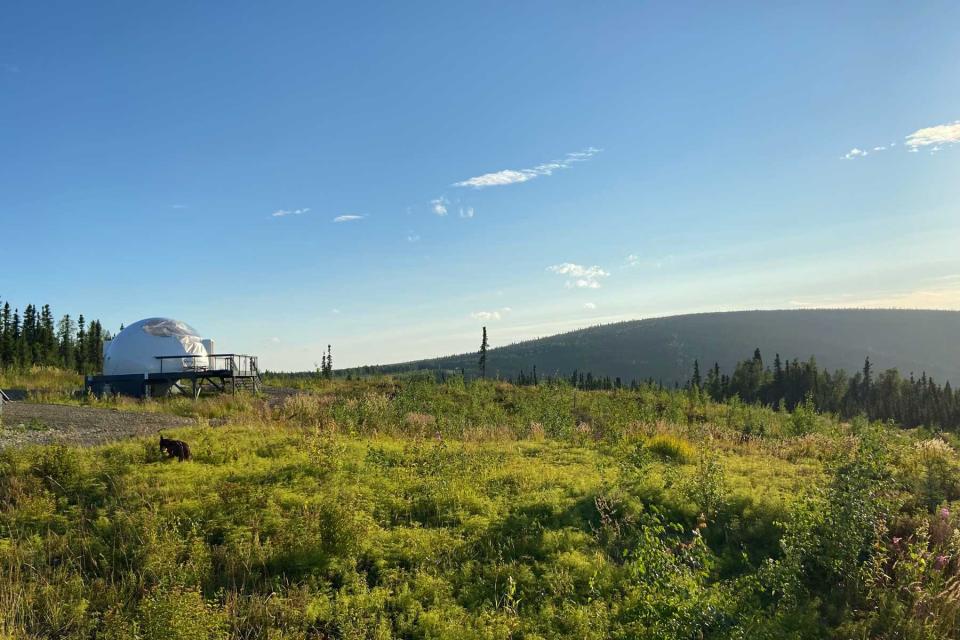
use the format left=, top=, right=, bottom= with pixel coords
left=104, top=317, right=208, bottom=376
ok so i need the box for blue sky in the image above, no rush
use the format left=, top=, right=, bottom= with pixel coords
left=2, top=1, right=959, bottom=370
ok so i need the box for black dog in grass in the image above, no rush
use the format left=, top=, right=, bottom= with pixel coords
left=160, top=436, right=192, bottom=462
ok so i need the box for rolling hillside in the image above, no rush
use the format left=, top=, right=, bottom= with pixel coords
left=370, top=309, right=960, bottom=385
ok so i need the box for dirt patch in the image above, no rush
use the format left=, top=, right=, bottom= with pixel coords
left=260, top=386, right=303, bottom=407
left=0, top=402, right=194, bottom=448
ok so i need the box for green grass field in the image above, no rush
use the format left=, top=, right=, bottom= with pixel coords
left=2, top=374, right=960, bottom=638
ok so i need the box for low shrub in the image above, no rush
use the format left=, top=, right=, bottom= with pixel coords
left=0, top=375, right=957, bottom=638
left=645, top=434, right=695, bottom=463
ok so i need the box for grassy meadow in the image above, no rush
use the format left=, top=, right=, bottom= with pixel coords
left=2, top=374, right=960, bottom=638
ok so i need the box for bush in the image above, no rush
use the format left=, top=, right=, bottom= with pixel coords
left=686, top=451, right=727, bottom=518
left=907, top=438, right=960, bottom=509
left=137, top=588, right=227, bottom=640
left=0, top=377, right=957, bottom=638
left=644, top=434, right=695, bottom=463
left=788, top=395, right=820, bottom=437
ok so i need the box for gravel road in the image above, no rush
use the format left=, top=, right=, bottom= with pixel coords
left=0, top=402, right=195, bottom=448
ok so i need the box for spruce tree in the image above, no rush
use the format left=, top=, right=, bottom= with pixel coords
left=21, top=305, right=33, bottom=364
left=12, top=309, right=26, bottom=368
left=478, top=327, right=488, bottom=379
left=0, top=302, right=11, bottom=368
left=691, top=360, right=702, bottom=390
left=58, top=315, right=76, bottom=370
left=40, top=305, right=56, bottom=365
left=861, top=356, right=873, bottom=413
left=87, top=320, right=103, bottom=372
left=75, top=315, right=86, bottom=374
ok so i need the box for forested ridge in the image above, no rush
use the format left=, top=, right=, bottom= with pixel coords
left=0, top=298, right=110, bottom=374
left=480, top=347, right=960, bottom=431
left=370, top=309, right=960, bottom=386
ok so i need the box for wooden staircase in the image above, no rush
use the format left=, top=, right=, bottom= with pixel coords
left=230, top=375, right=261, bottom=394
left=228, top=358, right=262, bottom=394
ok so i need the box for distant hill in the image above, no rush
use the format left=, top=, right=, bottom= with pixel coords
left=369, top=309, right=960, bottom=385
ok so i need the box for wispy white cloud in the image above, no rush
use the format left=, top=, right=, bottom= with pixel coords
left=906, top=121, right=960, bottom=148
left=431, top=197, right=448, bottom=216
left=843, top=120, right=959, bottom=159
left=547, top=262, right=610, bottom=289
left=331, top=308, right=341, bottom=314
left=453, top=147, right=601, bottom=189
left=272, top=207, right=310, bottom=218
left=459, top=206, right=475, bottom=219
left=583, top=302, right=597, bottom=309
left=470, top=307, right=512, bottom=321
left=624, top=253, right=672, bottom=270
left=407, top=232, right=420, bottom=243
left=333, top=214, right=365, bottom=223
left=269, top=336, right=281, bottom=343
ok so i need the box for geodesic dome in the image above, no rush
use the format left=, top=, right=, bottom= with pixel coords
left=103, top=318, right=208, bottom=376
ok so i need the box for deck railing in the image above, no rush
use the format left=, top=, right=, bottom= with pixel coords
left=156, top=354, right=259, bottom=377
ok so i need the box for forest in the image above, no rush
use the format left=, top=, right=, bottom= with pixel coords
left=692, top=349, right=960, bottom=431
left=0, top=298, right=108, bottom=374
left=370, top=309, right=960, bottom=388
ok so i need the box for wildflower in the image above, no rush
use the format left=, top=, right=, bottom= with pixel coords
left=934, top=554, right=949, bottom=570
left=892, top=537, right=902, bottom=546
left=940, top=507, right=951, bottom=520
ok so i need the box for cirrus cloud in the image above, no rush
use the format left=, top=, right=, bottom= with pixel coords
left=453, top=147, right=601, bottom=189
left=272, top=207, right=310, bottom=218
left=333, top=214, right=365, bottom=223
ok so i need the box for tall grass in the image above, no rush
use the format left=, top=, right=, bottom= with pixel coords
left=0, top=365, right=83, bottom=395
left=0, top=373, right=957, bottom=637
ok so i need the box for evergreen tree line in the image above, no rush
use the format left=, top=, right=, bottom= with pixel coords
left=688, top=349, right=960, bottom=430
left=0, top=299, right=109, bottom=375
left=565, top=369, right=631, bottom=391
left=515, top=368, right=654, bottom=391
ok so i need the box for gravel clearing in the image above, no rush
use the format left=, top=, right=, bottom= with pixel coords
left=0, top=402, right=195, bottom=448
